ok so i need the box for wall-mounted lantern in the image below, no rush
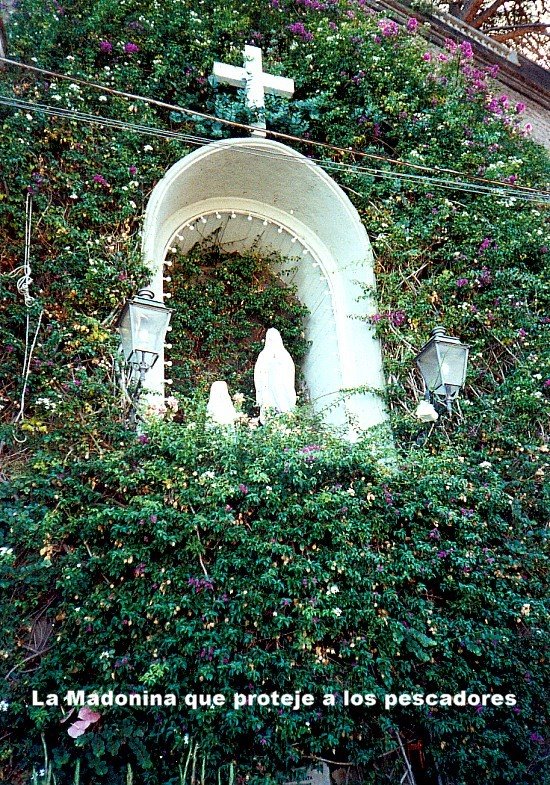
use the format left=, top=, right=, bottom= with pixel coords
left=414, top=326, right=469, bottom=416
left=117, top=289, right=172, bottom=414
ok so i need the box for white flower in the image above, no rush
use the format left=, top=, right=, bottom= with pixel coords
left=143, top=145, right=153, bottom=152
left=329, top=585, right=339, bottom=594
left=333, top=607, right=342, bottom=617
left=521, top=604, right=531, bottom=616
left=165, top=396, right=179, bottom=412
left=99, top=95, right=108, bottom=102
left=0, top=700, right=9, bottom=711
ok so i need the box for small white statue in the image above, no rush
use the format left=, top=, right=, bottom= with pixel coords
left=207, top=381, right=238, bottom=426
left=254, top=328, right=297, bottom=424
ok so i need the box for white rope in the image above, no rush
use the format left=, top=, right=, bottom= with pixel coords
left=7, top=194, right=35, bottom=306
left=9, top=193, right=44, bottom=428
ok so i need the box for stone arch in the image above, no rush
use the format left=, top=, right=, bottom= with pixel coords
left=142, top=137, right=386, bottom=437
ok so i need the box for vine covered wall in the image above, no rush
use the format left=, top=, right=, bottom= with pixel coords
left=0, top=1, right=548, bottom=783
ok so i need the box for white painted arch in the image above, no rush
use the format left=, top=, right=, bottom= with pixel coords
left=142, top=137, right=387, bottom=436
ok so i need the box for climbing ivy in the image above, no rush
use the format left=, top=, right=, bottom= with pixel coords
left=0, top=0, right=548, bottom=783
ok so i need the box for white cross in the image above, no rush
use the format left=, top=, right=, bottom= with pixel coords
left=212, top=45, right=294, bottom=137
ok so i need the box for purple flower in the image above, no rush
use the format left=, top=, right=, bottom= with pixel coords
left=437, top=550, right=449, bottom=559
left=124, top=42, right=140, bottom=54
left=429, top=528, right=440, bottom=540
left=287, top=22, right=313, bottom=41
left=300, top=444, right=321, bottom=454
left=516, top=101, right=526, bottom=113
left=99, top=40, right=113, bottom=54
left=529, top=733, right=544, bottom=743
left=406, top=17, right=418, bottom=33
left=438, top=53, right=449, bottom=62
left=476, top=705, right=485, bottom=714
left=138, top=434, right=149, bottom=445
left=487, top=64, right=499, bottom=78
left=479, top=266, right=493, bottom=287
left=92, top=173, right=109, bottom=187
left=544, top=379, right=550, bottom=388
left=445, top=38, right=457, bottom=54
left=150, top=514, right=158, bottom=524
left=259, top=737, right=268, bottom=746
left=422, top=52, right=432, bottom=62
left=460, top=41, right=474, bottom=59
left=389, top=310, right=406, bottom=327
left=378, top=18, right=399, bottom=37
left=517, top=328, right=527, bottom=338
left=238, top=484, right=248, bottom=495
left=129, top=165, right=137, bottom=175
left=456, top=277, right=469, bottom=288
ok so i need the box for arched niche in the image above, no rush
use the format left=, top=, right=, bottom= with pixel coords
left=142, top=137, right=387, bottom=438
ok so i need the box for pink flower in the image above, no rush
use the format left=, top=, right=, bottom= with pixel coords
left=406, top=17, right=418, bottom=33
left=438, top=54, right=449, bottom=62
left=92, top=174, right=110, bottom=187
left=99, top=40, right=112, bottom=54
left=515, top=102, right=526, bottom=113
left=445, top=38, right=457, bottom=54
left=124, top=42, right=139, bottom=54
left=422, top=52, right=432, bottom=62
left=68, top=707, right=100, bottom=738
left=460, top=41, right=474, bottom=59
left=378, top=18, right=399, bottom=37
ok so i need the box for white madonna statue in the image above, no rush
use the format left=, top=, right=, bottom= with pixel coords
left=254, top=328, right=297, bottom=424
left=207, top=381, right=238, bottom=426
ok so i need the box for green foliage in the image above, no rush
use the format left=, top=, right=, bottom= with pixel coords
left=167, top=246, right=309, bottom=406
left=1, top=414, right=548, bottom=783
left=0, top=0, right=549, bottom=784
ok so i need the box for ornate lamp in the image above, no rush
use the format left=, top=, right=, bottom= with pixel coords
left=414, top=326, right=469, bottom=415
left=117, top=289, right=172, bottom=387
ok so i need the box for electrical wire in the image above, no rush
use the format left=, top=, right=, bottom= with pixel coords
left=1, top=55, right=548, bottom=200
left=0, top=94, right=547, bottom=204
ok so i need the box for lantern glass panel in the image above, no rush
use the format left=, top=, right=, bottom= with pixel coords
left=118, top=296, right=172, bottom=367
left=415, top=341, right=441, bottom=391
left=436, top=341, right=469, bottom=390
left=118, top=303, right=134, bottom=363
